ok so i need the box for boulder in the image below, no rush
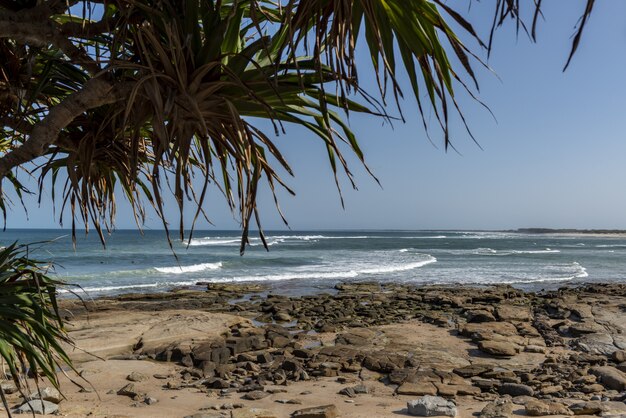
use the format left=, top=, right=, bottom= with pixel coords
left=14, top=400, right=59, bottom=415
left=568, top=401, right=603, bottom=415
left=478, top=340, right=518, bottom=357
left=291, top=404, right=338, bottom=418
left=525, top=399, right=573, bottom=416
left=407, top=395, right=457, bottom=417
left=498, top=383, right=534, bottom=397
left=496, top=305, right=531, bottom=322
left=588, top=366, right=626, bottom=391
left=28, top=386, right=62, bottom=404
left=479, top=398, right=513, bottom=418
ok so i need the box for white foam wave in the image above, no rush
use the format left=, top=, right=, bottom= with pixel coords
left=155, top=262, right=222, bottom=274
left=187, top=238, right=240, bottom=246
left=360, top=257, right=437, bottom=274
left=399, top=248, right=409, bottom=253
left=595, top=244, right=626, bottom=248
left=58, top=280, right=201, bottom=294
left=510, top=249, right=560, bottom=254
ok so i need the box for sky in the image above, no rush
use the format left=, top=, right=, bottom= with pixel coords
left=6, top=1, right=626, bottom=231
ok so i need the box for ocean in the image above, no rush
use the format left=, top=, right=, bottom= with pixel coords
left=1, top=229, right=625, bottom=297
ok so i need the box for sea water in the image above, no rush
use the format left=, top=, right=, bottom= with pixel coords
left=1, top=229, right=624, bottom=297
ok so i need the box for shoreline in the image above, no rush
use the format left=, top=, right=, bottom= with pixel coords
left=5, top=282, right=626, bottom=417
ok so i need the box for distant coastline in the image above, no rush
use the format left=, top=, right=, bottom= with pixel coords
left=509, top=228, right=626, bottom=237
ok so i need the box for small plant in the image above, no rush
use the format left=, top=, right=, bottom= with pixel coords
left=0, top=242, right=75, bottom=415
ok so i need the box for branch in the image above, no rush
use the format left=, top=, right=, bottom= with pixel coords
left=0, top=7, right=101, bottom=74
left=0, top=78, right=126, bottom=177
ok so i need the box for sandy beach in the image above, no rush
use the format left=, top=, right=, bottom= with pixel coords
left=3, top=282, right=626, bottom=417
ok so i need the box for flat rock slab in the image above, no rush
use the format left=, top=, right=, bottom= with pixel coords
left=232, top=408, right=279, bottom=418
left=14, top=400, right=59, bottom=415
left=525, top=399, right=573, bottom=416
left=291, top=404, right=338, bottom=418
left=65, top=310, right=247, bottom=362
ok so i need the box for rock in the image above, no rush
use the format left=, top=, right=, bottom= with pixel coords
left=453, top=364, right=492, bottom=377
left=407, top=395, right=457, bottom=417
left=525, top=399, right=573, bottom=416
left=499, top=383, right=534, bottom=397
left=144, top=397, right=158, bottom=405
left=568, top=401, right=602, bottom=415
left=496, top=304, right=531, bottom=322
left=117, top=383, right=140, bottom=398
left=524, top=345, right=546, bottom=353
left=127, top=371, right=149, bottom=382
left=479, top=398, right=513, bottom=418
left=589, top=366, right=626, bottom=391
left=397, top=382, right=438, bottom=396
left=14, top=400, right=59, bottom=415
left=291, top=404, right=338, bottom=418
left=242, top=391, right=270, bottom=401
left=613, top=350, right=626, bottom=363
left=0, top=381, right=18, bottom=395
left=575, top=333, right=619, bottom=356
left=28, top=386, right=62, bottom=404
left=466, top=310, right=496, bottom=323
left=231, top=408, right=278, bottom=418
left=478, top=340, right=518, bottom=357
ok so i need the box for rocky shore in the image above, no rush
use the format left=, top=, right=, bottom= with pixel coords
left=4, top=282, right=626, bottom=417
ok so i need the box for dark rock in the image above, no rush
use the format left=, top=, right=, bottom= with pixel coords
left=453, top=364, right=492, bottom=378
left=499, top=383, right=534, bottom=397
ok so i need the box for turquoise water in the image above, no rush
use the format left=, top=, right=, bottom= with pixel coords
left=1, top=229, right=624, bottom=296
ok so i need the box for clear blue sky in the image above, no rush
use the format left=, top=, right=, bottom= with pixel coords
left=8, top=1, right=626, bottom=231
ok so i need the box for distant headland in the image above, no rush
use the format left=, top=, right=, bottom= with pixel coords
left=510, top=228, right=626, bottom=235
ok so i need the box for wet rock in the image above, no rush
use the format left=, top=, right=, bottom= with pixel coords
left=407, top=395, right=457, bottom=417
left=588, top=366, right=626, bottom=391
left=291, top=404, right=338, bottom=418
left=479, top=398, right=513, bottom=418
left=525, top=399, right=573, bottom=416
left=478, top=340, right=518, bottom=357
left=499, top=383, right=534, bottom=397
left=14, top=400, right=59, bottom=415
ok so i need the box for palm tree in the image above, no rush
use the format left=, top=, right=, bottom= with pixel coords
left=0, top=0, right=595, bottom=412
